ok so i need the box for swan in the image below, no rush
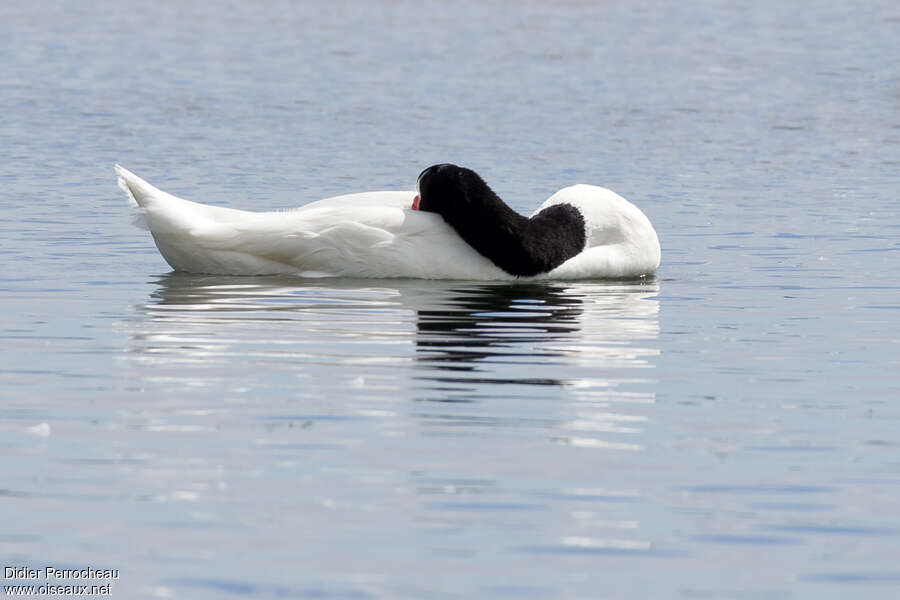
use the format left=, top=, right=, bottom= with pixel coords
left=116, top=163, right=660, bottom=279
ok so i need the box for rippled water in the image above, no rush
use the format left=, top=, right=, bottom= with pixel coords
left=2, top=1, right=900, bottom=598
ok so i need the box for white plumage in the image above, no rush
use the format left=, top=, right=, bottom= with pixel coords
left=116, top=165, right=660, bottom=279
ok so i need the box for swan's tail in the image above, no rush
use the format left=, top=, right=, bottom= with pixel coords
left=116, top=164, right=256, bottom=233
left=115, top=165, right=289, bottom=273
left=116, top=165, right=168, bottom=229
left=116, top=164, right=159, bottom=207
left=116, top=164, right=159, bottom=229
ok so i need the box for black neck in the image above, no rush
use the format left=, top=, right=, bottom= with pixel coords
left=416, top=164, right=587, bottom=277
left=442, top=192, right=586, bottom=277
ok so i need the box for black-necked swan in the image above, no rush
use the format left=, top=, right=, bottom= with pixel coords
left=116, top=163, right=660, bottom=279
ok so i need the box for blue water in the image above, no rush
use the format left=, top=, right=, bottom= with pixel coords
left=2, top=1, right=899, bottom=598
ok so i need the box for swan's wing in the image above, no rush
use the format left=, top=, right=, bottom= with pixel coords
left=184, top=205, right=505, bottom=278
left=188, top=207, right=401, bottom=276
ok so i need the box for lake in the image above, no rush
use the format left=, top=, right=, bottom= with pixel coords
left=1, top=1, right=899, bottom=598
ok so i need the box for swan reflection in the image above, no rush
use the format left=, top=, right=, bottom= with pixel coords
left=128, top=274, right=659, bottom=408
left=414, top=283, right=583, bottom=375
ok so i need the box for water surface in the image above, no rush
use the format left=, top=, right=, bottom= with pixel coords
left=1, top=1, right=899, bottom=598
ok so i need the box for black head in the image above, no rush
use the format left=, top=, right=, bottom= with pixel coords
left=414, top=163, right=501, bottom=218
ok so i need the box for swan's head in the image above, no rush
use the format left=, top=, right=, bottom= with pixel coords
left=411, top=163, right=497, bottom=218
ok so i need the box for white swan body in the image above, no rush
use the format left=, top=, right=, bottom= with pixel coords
left=116, top=165, right=660, bottom=279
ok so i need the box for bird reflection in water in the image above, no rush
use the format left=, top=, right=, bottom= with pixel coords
left=133, top=274, right=658, bottom=408
left=409, top=280, right=659, bottom=405
left=413, top=283, right=583, bottom=387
